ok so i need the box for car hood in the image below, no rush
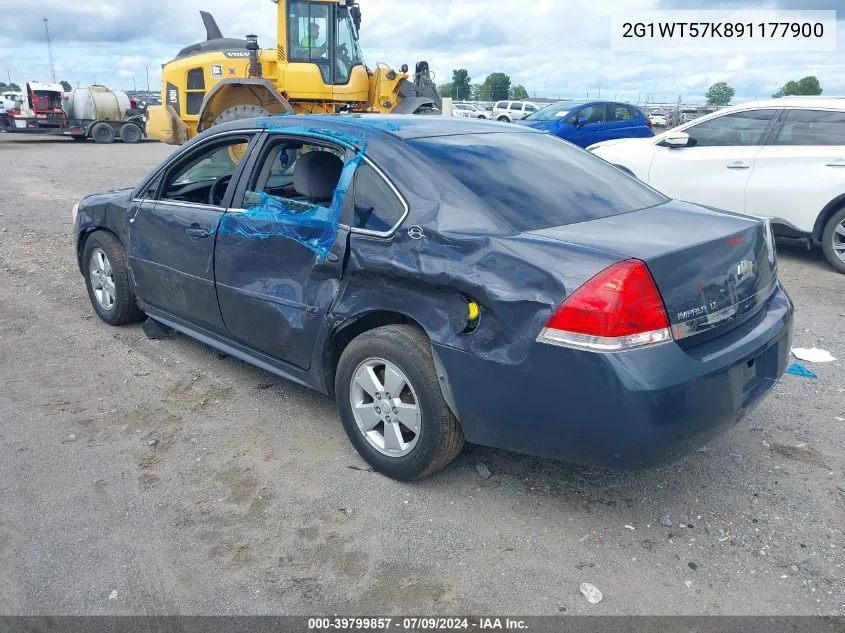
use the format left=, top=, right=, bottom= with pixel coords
left=81, top=187, right=134, bottom=208
left=513, top=119, right=556, bottom=130
left=587, top=136, right=654, bottom=152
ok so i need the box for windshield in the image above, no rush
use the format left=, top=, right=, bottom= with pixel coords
left=408, top=133, right=667, bottom=231
left=525, top=101, right=583, bottom=121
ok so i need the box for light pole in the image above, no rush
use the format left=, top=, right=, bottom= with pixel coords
left=43, top=18, right=56, bottom=83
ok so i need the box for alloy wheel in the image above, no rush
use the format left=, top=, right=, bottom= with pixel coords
left=833, top=219, right=845, bottom=264
left=350, top=358, right=421, bottom=457
left=89, top=247, right=116, bottom=311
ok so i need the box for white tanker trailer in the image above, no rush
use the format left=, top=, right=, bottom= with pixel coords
left=2, top=83, right=145, bottom=144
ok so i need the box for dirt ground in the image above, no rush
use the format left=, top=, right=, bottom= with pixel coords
left=0, top=135, right=843, bottom=616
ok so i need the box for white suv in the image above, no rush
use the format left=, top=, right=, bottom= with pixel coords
left=589, top=98, right=845, bottom=273
left=452, top=103, right=490, bottom=119
left=492, top=101, right=539, bottom=123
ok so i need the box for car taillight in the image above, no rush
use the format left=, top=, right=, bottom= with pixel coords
left=537, top=259, right=672, bottom=352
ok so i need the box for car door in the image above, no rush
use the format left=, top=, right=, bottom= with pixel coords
left=567, top=104, right=608, bottom=147
left=648, top=109, right=779, bottom=212
left=128, top=132, right=257, bottom=332
left=599, top=103, right=638, bottom=143
left=214, top=133, right=354, bottom=370
left=745, top=108, right=845, bottom=234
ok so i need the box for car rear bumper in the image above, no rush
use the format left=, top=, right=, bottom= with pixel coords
left=434, top=284, right=793, bottom=469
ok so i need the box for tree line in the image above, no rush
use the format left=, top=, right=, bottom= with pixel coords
left=438, top=69, right=528, bottom=102
left=705, top=75, right=823, bottom=106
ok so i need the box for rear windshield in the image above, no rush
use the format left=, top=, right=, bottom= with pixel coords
left=407, top=133, right=667, bottom=231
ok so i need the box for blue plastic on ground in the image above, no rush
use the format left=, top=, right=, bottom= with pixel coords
left=786, top=362, right=817, bottom=379
left=219, top=147, right=365, bottom=259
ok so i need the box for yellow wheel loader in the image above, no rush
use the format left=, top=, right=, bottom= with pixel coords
left=147, top=0, right=442, bottom=145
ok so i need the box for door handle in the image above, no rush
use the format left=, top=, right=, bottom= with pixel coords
left=185, top=227, right=210, bottom=239
left=726, top=162, right=751, bottom=170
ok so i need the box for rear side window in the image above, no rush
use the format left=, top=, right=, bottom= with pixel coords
left=495, top=102, right=506, bottom=109
left=512, top=103, right=523, bottom=111
left=684, top=109, right=776, bottom=147
left=407, top=133, right=667, bottom=232
left=609, top=104, right=635, bottom=121
left=352, top=163, right=406, bottom=233
left=773, top=109, right=845, bottom=146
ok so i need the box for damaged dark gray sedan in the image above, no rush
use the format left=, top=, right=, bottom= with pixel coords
left=73, top=115, right=793, bottom=480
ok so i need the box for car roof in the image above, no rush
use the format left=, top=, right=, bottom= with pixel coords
left=210, top=113, right=544, bottom=141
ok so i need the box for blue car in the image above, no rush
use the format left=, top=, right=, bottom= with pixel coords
left=73, top=115, right=791, bottom=481
left=516, top=100, right=654, bottom=147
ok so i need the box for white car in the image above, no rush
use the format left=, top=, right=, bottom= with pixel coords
left=589, top=98, right=845, bottom=273
left=650, top=114, right=667, bottom=127
left=492, top=101, right=539, bottom=123
left=452, top=103, right=489, bottom=119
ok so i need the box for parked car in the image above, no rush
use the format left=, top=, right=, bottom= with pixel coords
left=650, top=113, right=668, bottom=127
left=492, top=100, right=539, bottom=122
left=588, top=98, right=845, bottom=273
left=515, top=100, right=654, bottom=148
left=452, top=103, right=489, bottom=119
left=73, top=115, right=792, bottom=480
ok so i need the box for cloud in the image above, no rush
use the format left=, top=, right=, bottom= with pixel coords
left=0, top=0, right=841, bottom=102
left=726, top=55, right=746, bottom=71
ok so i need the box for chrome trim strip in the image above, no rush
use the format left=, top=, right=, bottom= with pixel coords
left=536, top=326, right=673, bottom=353
left=671, top=276, right=778, bottom=340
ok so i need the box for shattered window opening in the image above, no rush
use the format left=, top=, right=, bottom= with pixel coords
left=221, top=130, right=366, bottom=259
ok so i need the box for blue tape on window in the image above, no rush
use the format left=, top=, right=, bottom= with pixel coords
left=219, top=149, right=365, bottom=259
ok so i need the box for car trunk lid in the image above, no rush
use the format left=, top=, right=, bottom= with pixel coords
left=530, top=200, right=778, bottom=344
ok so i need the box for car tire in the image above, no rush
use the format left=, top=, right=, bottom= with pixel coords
left=821, top=207, right=845, bottom=274
left=335, top=325, right=465, bottom=481
left=212, top=104, right=270, bottom=126
left=83, top=231, right=145, bottom=325
left=90, top=123, right=116, bottom=144
left=497, top=115, right=510, bottom=122
left=119, top=123, right=143, bottom=144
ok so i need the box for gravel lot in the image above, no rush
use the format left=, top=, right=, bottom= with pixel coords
left=1, top=134, right=843, bottom=616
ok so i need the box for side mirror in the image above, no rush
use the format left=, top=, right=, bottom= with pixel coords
left=575, top=117, right=588, bottom=128
left=660, top=132, right=690, bottom=148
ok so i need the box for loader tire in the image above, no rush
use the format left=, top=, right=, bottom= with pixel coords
left=212, top=105, right=271, bottom=127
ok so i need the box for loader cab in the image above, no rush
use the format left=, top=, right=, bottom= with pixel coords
left=284, top=0, right=365, bottom=86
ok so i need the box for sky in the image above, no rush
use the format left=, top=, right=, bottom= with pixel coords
left=0, top=0, right=841, bottom=104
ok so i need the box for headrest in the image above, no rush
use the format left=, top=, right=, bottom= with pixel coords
left=293, top=151, right=343, bottom=202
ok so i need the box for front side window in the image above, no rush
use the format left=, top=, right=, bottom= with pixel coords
left=773, top=109, right=845, bottom=146
left=495, top=102, right=506, bottom=110
left=524, top=104, right=537, bottom=113
left=334, top=6, right=364, bottom=84
left=160, top=135, right=252, bottom=206
left=572, top=104, right=604, bottom=125
left=683, top=109, right=776, bottom=147
left=352, top=163, right=406, bottom=233
left=289, top=1, right=330, bottom=63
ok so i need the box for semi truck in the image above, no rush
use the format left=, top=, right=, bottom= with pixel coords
left=2, top=83, right=146, bottom=143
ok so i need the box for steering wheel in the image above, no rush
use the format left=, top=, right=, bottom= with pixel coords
left=209, top=175, right=232, bottom=206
